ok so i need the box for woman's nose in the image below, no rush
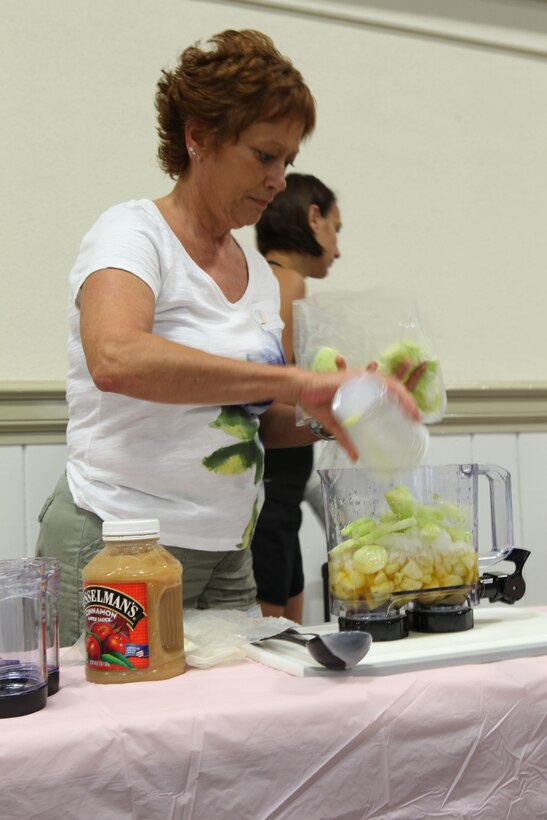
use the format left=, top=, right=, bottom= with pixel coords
left=276, top=174, right=288, bottom=193
left=267, top=163, right=287, bottom=194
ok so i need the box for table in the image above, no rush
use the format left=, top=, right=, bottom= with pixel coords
left=1, top=628, right=547, bottom=819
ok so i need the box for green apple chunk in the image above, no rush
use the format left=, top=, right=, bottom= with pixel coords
left=378, top=338, right=441, bottom=415
left=311, top=346, right=341, bottom=373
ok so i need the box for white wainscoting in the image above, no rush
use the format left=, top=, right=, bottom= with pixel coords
left=1, top=434, right=545, bottom=625
left=0, top=443, right=68, bottom=563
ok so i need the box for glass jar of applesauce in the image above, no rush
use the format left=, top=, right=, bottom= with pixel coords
left=82, top=519, right=185, bottom=684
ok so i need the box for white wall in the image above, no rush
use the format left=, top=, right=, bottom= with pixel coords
left=1, top=0, right=547, bottom=386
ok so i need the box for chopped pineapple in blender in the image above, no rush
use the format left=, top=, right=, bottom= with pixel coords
left=329, top=483, right=478, bottom=607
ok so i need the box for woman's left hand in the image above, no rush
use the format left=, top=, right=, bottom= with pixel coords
left=389, top=358, right=428, bottom=393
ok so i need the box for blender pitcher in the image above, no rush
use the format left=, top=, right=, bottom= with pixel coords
left=0, top=559, right=48, bottom=718
left=319, top=464, right=516, bottom=640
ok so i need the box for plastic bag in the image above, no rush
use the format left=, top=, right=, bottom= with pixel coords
left=61, top=610, right=297, bottom=671
left=182, top=610, right=296, bottom=669
left=293, top=286, right=446, bottom=424
left=60, top=631, right=87, bottom=666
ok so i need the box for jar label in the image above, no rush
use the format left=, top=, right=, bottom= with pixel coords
left=84, top=582, right=149, bottom=671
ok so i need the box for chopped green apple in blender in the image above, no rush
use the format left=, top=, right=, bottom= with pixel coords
left=328, top=483, right=477, bottom=608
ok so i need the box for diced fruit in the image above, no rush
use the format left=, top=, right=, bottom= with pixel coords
left=330, top=539, right=358, bottom=559
left=347, top=569, right=366, bottom=588
left=417, top=506, right=445, bottom=524
left=453, top=561, right=467, bottom=579
left=446, top=527, right=471, bottom=544
left=444, top=574, right=465, bottom=587
left=461, top=552, right=477, bottom=571
left=437, top=501, right=466, bottom=524
left=401, top=559, right=422, bottom=580
left=327, top=482, right=477, bottom=610
left=360, top=517, right=417, bottom=545
left=431, top=530, right=452, bottom=551
left=369, top=581, right=393, bottom=605
left=341, top=518, right=376, bottom=541
left=420, top=521, right=442, bottom=541
left=385, top=485, right=416, bottom=519
left=400, top=575, right=423, bottom=591
left=416, top=553, right=434, bottom=572
left=352, top=545, right=388, bottom=574
left=311, top=346, right=340, bottom=373
left=377, top=338, right=442, bottom=415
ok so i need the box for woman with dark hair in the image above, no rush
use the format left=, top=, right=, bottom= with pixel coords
left=256, top=173, right=339, bottom=263
left=35, top=31, right=419, bottom=646
left=251, top=173, right=342, bottom=622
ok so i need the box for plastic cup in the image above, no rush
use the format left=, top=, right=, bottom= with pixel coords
left=0, top=559, right=48, bottom=718
left=42, top=558, right=61, bottom=695
left=331, top=374, right=429, bottom=471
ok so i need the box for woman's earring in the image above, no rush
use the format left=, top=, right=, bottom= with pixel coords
left=188, top=146, right=199, bottom=160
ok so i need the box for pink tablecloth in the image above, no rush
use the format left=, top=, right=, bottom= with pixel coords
left=1, top=646, right=547, bottom=820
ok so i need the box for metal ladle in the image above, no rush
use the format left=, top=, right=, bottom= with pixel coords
left=257, top=627, right=372, bottom=671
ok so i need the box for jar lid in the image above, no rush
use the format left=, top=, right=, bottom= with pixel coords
left=102, top=519, right=160, bottom=540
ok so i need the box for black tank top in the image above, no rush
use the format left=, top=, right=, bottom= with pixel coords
left=262, top=444, right=314, bottom=505
left=263, top=260, right=313, bottom=503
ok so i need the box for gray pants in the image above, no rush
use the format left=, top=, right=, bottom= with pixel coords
left=36, top=473, right=258, bottom=647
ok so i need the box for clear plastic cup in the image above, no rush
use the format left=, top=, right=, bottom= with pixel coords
left=42, top=558, right=61, bottom=695
left=0, top=559, right=48, bottom=718
left=331, top=373, right=429, bottom=471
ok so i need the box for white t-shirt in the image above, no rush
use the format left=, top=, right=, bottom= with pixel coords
left=66, top=199, right=284, bottom=550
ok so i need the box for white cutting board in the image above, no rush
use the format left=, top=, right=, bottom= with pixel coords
left=245, top=607, right=547, bottom=677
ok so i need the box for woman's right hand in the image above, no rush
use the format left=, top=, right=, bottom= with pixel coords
left=297, top=369, right=362, bottom=460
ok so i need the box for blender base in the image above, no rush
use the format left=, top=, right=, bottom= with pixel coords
left=47, top=667, right=60, bottom=697
left=338, top=612, right=409, bottom=641
left=0, top=681, right=48, bottom=719
left=408, top=604, right=474, bottom=633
